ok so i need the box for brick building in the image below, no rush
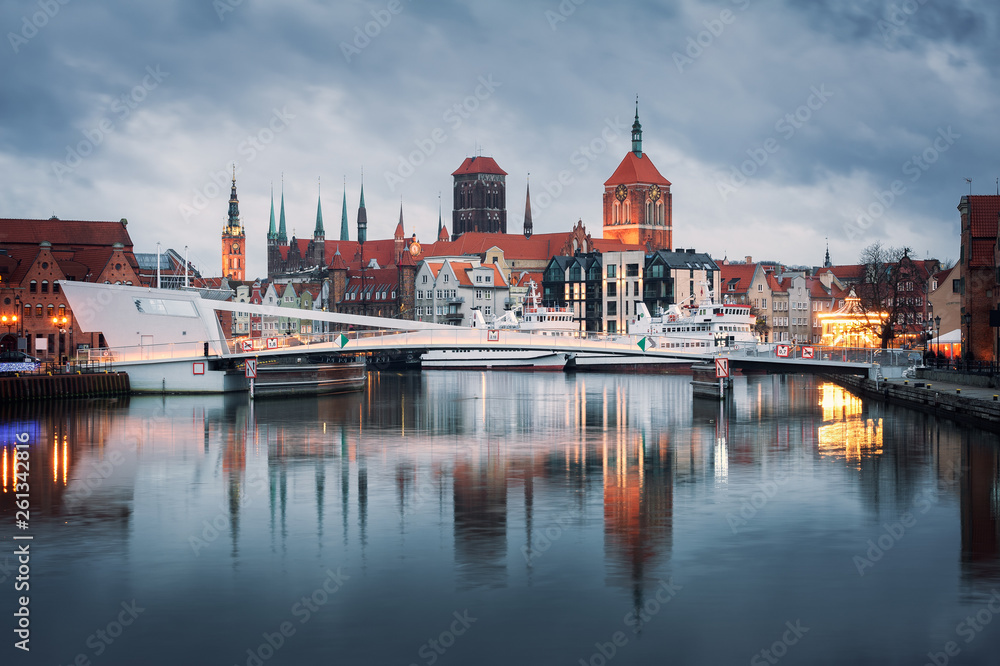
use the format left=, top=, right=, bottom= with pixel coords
left=0, top=217, right=141, bottom=359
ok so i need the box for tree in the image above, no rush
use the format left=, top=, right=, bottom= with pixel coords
left=856, top=242, right=927, bottom=348
left=750, top=308, right=770, bottom=341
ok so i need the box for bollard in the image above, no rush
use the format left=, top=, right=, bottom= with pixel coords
left=956, top=388, right=961, bottom=394
left=994, top=395, right=998, bottom=402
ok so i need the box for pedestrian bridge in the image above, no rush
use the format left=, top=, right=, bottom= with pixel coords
left=62, top=282, right=911, bottom=379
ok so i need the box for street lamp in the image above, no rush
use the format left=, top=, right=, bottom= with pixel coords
left=934, top=315, right=941, bottom=367
left=962, top=312, right=972, bottom=370
left=52, top=315, right=69, bottom=366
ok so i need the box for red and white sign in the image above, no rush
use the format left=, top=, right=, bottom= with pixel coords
left=801, top=346, right=814, bottom=359
left=192, top=362, right=205, bottom=375
left=487, top=329, right=500, bottom=342
left=715, top=358, right=729, bottom=378
left=266, top=337, right=278, bottom=349
left=241, top=340, right=254, bottom=352
left=776, top=345, right=790, bottom=358
left=245, top=358, right=257, bottom=379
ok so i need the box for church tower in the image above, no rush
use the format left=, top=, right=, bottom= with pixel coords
left=602, top=101, right=672, bottom=251
left=451, top=155, right=507, bottom=239
left=222, top=168, right=246, bottom=281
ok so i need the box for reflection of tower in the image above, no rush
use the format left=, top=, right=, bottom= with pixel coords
left=453, top=453, right=509, bottom=588
left=961, top=436, right=1000, bottom=583
left=603, top=431, right=673, bottom=604
left=222, top=421, right=246, bottom=558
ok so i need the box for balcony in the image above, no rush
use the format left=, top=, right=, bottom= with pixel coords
left=448, top=296, right=465, bottom=304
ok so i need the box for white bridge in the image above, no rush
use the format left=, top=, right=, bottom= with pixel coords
left=62, top=282, right=900, bottom=392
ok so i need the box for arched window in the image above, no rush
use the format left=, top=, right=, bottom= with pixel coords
left=23, top=304, right=31, bottom=318
left=41, top=280, right=48, bottom=293
left=46, top=304, right=54, bottom=318
left=35, top=305, right=42, bottom=317
left=58, top=305, right=66, bottom=317
left=646, top=200, right=653, bottom=223
left=29, top=280, right=36, bottom=293
left=612, top=202, right=620, bottom=225
left=624, top=200, right=631, bottom=224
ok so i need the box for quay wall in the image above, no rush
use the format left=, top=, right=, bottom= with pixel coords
left=0, top=372, right=130, bottom=401
left=824, top=374, right=1000, bottom=433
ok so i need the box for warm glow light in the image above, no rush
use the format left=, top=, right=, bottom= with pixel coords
left=2, top=447, right=7, bottom=492
left=817, top=383, right=883, bottom=466
left=63, top=437, right=68, bottom=485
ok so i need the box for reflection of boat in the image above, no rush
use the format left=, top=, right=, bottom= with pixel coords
left=249, top=356, right=366, bottom=397
left=421, top=349, right=569, bottom=371
left=629, top=288, right=757, bottom=350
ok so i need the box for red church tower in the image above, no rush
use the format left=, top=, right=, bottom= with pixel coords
left=602, top=103, right=672, bottom=251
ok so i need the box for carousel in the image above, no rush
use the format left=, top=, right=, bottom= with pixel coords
left=817, top=289, right=888, bottom=348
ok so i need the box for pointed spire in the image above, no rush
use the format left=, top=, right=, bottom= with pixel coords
left=340, top=177, right=350, bottom=241
left=267, top=184, right=276, bottom=240
left=395, top=201, right=405, bottom=238
left=437, top=192, right=443, bottom=238
left=632, top=95, right=642, bottom=158
left=277, top=175, right=288, bottom=244
left=523, top=174, right=533, bottom=239
left=357, top=171, right=367, bottom=244
left=227, top=165, right=241, bottom=229
left=824, top=238, right=831, bottom=268
left=314, top=177, right=325, bottom=238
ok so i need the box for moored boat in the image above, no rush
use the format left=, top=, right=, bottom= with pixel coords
left=248, top=355, right=366, bottom=397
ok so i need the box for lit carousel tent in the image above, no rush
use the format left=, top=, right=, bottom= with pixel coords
left=928, top=329, right=962, bottom=359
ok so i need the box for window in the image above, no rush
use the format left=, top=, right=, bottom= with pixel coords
left=486, top=276, right=491, bottom=283
left=58, top=305, right=65, bottom=317
left=29, top=280, right=36, bottom=293
left=444, top=274, right=449, bottom=283
left=476, top=290, right=484, bottom=300
left=762, top=299, right=767, bottom=308
left=53, top=283, right=60, bottom=294
left=608, top=283, right=617, bottom=297
left=953, top=279, right=962, bottom=294
left=422, top=275, right=428, bottom=283
left=757, top=284, right=763, bottom=292
left=484, top=306, right=492, bottom=316
left=626, top=264, right=639, bottom=277
left=476, top=275, right=482, bottom=283
left=23, top=304, right=30, bottom=318
left=416, top=290, right=423, bottom=299
left=46, top=304, right=54, bottom=318
left=607, top=265, right=616, bottom=278
left=35, top=305, right=42, bottom=317
left=608, top=302, right=617, bottom=316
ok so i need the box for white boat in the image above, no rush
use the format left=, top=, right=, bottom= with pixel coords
left=628, top=289, right=758, bottom=351
left=491, top=280, right=577, bottom=336
left=421, top=349, right=570, bottom=371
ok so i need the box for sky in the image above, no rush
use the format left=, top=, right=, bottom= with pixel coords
left=1, top=0, right=997, bottom=279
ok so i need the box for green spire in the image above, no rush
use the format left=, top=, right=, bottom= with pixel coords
left=277, top=178, right=287, bottom=244
left=267, top=185, right=276, bottom=240
left=340, top=181, right=349, bottom=241
left=357, top=177, right=367, bottom=244
left=632, top=95, right=642, bottom=158
left=314, top=178, right=324, bottom=237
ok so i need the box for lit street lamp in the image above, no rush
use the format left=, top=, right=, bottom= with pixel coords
left=52, top=315, right=70, bottom=366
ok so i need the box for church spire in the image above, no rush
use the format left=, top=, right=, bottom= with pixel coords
left=632, top=96, right=642, bottom=158
left=267, top=184, right=276, bottom=241
left=437, top=192, right=442, bottom=238
left=314, top=177, right=325, bottom=238
left=340, top=178, right=350, bottom=241
left=227, top=165, right=241, bottom=229
left=277, top=176, right=288, bottom=244
left=523, top=175, right=533, bottom=239
left=824, top=238, right=831, bottom=267
left=357, top=173, right=367, bottom=244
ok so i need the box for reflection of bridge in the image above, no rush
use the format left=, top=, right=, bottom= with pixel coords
left=62, top=282, right=890, bottom=392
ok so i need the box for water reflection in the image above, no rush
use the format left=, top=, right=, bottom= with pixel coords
left=2, top=374, right=1000, bottom=664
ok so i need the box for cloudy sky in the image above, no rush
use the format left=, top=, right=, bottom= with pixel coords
left=1, top=0, right=996, bottom=278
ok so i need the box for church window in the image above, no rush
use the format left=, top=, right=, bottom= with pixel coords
left=612, top=202, right=620, bottom=225
left=623, top=201, right=631, bottom=224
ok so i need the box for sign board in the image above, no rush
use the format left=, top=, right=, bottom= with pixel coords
left=487, top=329, right=500, bottom=342
left=266, top=337, right=278, bottom=349
left=801, top=346, right=815, bottom=359
left=241, top=339, right=254, bottom=353
left=776, top=344, right=790, bottom=358
left=335, top=333, right=349, bottom=348
left=715, top=358, right=729, bottom=378
left=245, top=358, right=257, bottom=379
left=192, top=362, right=205, bottom=375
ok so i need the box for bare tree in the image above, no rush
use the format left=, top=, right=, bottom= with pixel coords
left=751, top=307, right=771, bottom=341
left=856, top=242, right=926, bottom=348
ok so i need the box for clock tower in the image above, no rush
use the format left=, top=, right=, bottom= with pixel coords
left=602, top=102, right=672, bottom=251
left=222, top=169, right=246, bottom=281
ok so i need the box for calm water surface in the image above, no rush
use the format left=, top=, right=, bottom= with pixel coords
left=2, top=372, right=1000, bottom=665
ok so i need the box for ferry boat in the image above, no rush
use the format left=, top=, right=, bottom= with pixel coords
left=247, top=355, right=366, bottom=398
left=627, top=292, right=758, bottom=351
left=491, top=280, right=577, bottom=336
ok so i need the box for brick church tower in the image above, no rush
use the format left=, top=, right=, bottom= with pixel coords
left=451, top=156, right=507, bottom=239
left=222, top=168, right=246, bottom=281
left=602, top=102, right=672, bottom=251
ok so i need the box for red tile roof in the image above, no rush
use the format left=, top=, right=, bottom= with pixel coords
left=719, top=263, right=756, bottom=294
left=451, top=156, right=507, bottom=177
left=603, top=152, right=671, bottom=187
left=511, top=271, right=543, bottom=288
left=967, top=195, right=1000, bottom=238
left=0, top=218, right=133, bottom=247
left=422, top=231, right=640, bottom=262
left=971, top=240, right=994, bottom=267
left=451, top=262, right=474, bottom=286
